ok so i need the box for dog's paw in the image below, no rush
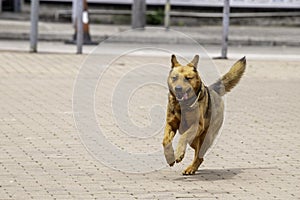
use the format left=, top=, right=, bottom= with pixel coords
left=182, top=165, right=197, bottom=175
left=166, top=154, right=175, bottom=167
left=164, top=144, right=176, bottom=166
left=169, top=161, right=175, bottom=167
left=175, top=151, right=185, bottom=163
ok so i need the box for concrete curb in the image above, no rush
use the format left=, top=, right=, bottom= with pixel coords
left=0, top=32, right=299, bottom=46
left=0, top=19, right=299, bottom=46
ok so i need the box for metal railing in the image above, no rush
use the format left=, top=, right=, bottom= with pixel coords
left=31, top=0, right=300, bottom=56
left=55, top=9, right=300, bottom=20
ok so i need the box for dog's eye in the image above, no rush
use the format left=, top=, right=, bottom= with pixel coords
left=185, top=77, right=193, bottom=82
left=172, top=76, right=178, bottom=81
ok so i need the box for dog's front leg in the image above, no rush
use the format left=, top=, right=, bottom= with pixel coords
left=162, top=123, right=177, bottom=166
left=175, top=123, right=198, bottom=163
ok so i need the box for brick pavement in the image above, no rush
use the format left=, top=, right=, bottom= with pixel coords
left=0, top=52, right=299, bottom=199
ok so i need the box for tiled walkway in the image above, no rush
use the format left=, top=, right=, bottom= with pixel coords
left=0, top=52, right=299, bottom=199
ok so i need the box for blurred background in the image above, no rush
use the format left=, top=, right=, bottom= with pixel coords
left=0, top=0, right=299, bottom=53
left=1, top=0, right=300, bottom=26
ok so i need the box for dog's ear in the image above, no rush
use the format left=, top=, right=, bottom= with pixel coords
left=187, top=55, right=199, bottom=68
left=171, top=54, right=180, bottom=68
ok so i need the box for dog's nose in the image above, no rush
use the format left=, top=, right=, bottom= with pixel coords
left=175, top=85, right=182, bottom=92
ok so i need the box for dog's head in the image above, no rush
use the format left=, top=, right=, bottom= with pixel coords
left=168, top=55, right=202, bottom=102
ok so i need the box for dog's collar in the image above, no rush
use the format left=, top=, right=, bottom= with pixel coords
left=190, top=85, right=211, bottom=119
left=189, top=93, right=201, bottom=108
left=189, top=82, right=205, bottom=108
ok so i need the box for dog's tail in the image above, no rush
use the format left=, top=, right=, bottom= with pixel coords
left=209, top=57, right=246, bottom=96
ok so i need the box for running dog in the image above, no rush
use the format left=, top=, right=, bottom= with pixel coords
left=162, top=55, right=246, bottom=175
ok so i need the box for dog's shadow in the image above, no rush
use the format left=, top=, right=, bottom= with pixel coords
left=173, top=168, right=245, bottom=182
left=172, top=166, right=277, bottom=182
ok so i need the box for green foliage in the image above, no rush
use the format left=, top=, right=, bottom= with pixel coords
left=147, top=9, right=164, bottom=25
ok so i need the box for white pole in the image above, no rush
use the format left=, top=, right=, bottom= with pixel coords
left=76, top=0, right=83, bottom=54
left=30, top=0, right=39, bottom=53
left=221, top=0, right=230, bottom=59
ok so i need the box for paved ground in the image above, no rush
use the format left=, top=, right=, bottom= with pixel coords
left=0, top=44, right=299, bottom=199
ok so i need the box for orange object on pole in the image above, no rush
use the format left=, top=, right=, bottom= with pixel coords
left=66, top=0, right=97, bottom=45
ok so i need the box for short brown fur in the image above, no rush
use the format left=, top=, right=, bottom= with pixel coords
left=162, top=55, right=246, bottom=175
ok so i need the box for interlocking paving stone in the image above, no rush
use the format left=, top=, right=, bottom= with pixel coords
left=0, top=52, right=299, bottom=199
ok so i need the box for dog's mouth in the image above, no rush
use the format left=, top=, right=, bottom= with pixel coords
left=175, top=88, right=191, bottom=102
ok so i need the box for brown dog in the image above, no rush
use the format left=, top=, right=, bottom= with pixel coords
left=162, top=55, right=246, bottom=175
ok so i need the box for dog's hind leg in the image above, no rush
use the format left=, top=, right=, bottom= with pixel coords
left=182, top=133, right=205, bottom=175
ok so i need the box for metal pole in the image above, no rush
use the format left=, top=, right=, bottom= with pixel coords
left=131, top=0, right=146, bottom=29
left=72, top=0, right=76, bottom=27
left=76, top=0, right=83, bottom=54
left=30, top=0, right=39, bottom=53
left=164, top=0, right=170, bottom=30
left=221, top=0, right=230, bottom=59
left=0, top=0, right=2, bottom=13
left=14, top=0, right=21, bottom=12
left=20, top=0, right=24, bottom=12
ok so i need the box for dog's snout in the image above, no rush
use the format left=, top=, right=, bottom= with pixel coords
left=175, top=85, right=183, bottom=92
